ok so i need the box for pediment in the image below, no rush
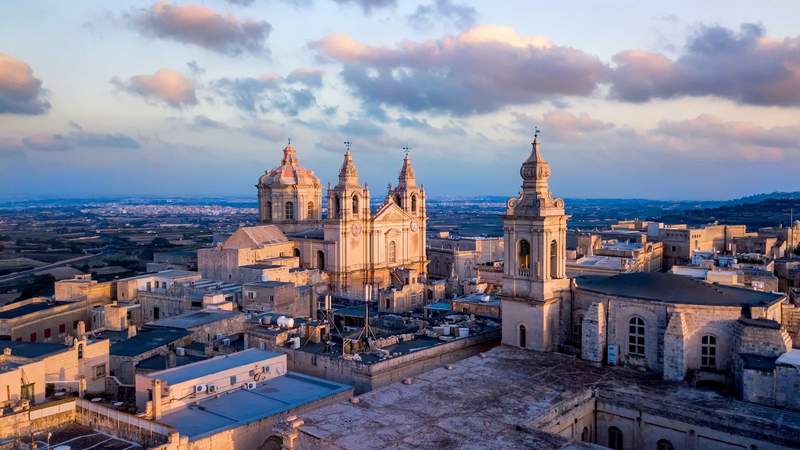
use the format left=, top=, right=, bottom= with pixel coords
left=372, top=201, right=411, bottom=223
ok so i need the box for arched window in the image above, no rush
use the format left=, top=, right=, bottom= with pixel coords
left=628, top=316, right=646, bottom=356
left=267, top=201, right=272, bottom=219
left=78, top=343, right=84, bottom=359
left=518, top=240, right=531, bottom=272
left=307, top=202, right=314, bottom=219
left=580, top=427, right=589, bottom=442
left=352, top=195, right=359, bottom=215
left=411, top=194, right=417, bottom=214
left=285, top=201, right=294, bottom=220
left=316, top=250, right=325, bottom=270
left=550, top=239, right=558, bottom=279
left=334, top=195, right=341, bottom=218
left=701, top=335, right=717, bottom=369
left=394, top=194, right=402, bottom=207
left=293, top=248, right=300, bottom=258
left=657, top=439, right=675, bottom=450
left=388, top=241, right=397, bottom=263
left=608, top=427, right=623, bottom=450
left=518, top=324, right=527, bottom=348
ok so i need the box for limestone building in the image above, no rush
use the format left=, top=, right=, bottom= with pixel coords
left=257, top=142, right=427, bottom=296
left=502, top=134, right=800, bottom=408
left=500, top=132, right=571, bottom=351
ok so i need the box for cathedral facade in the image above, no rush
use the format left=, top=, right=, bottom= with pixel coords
left=257, top=143, right=427, bottom=295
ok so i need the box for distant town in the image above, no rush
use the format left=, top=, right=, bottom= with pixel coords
left=0, top=139, right=798, bottom=450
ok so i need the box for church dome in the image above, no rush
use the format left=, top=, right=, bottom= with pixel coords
left=259, top=142, right=321, bottom=188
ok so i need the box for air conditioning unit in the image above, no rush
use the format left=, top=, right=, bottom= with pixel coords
left=245, top=381, right=257, bottom=390
left=194, top=384, right=207, bottom=394
left=222, top=338, right=231, bottom=346
left=207, top=384, right=217, bottom=393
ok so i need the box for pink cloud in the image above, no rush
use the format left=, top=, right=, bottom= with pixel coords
left=0, top=53, right=50, bottom=115
left=114, top=69, right=197, bottom=108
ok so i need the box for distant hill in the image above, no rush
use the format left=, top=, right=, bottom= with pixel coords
left=724, top=191, right=800, bottom=206
left=657, top=198, right=800, bottom=229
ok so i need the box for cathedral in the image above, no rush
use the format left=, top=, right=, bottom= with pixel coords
left=256, top=142, right=427, bottom=295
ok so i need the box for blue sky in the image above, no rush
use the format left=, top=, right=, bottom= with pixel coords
left=1, top=0, right=799, bottom=200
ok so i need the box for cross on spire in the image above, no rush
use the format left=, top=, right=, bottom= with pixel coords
left=288, top=138, right=291, bottom=145
left=402, top=146, right=410, bottom=155
left=344, top=140, right=352, bottom=151
left=533, top=126, right=540, bottom=141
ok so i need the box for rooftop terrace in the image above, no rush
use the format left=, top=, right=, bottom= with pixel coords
left=158, top=371, right=350, bottom=440
left=145, top=348, right=281, bottom=385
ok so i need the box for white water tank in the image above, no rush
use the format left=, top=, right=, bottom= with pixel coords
left=277, top=316, right=295, bottom=328
left=458, top=327, right=469, bottom=338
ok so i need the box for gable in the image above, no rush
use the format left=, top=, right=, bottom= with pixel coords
left=372, top=202, right=411, bottom=223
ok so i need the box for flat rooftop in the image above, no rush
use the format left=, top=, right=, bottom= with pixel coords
left=145, top=348, right=281, bottom=385
left=0, top=340, right=71, bottom=358
left=107, top=327, right=190, bottom=357
left=0, top=300, right=72, bottom=319
left=148, top=310, right=240, bottom=330
left=244, top=280, right=293, bottom=288
left=575, top=272, right=784, bottom=307
left=158, top=372, right=350, bottom=440
left=300, top=346, right=800, bottom=450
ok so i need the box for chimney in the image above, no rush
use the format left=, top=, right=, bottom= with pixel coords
left=166, top=351, right=176, bottom=368
left=2, top=347, right=10, bottom=357
left=127, top=324, right=137, bottom=338
left=76, top=321, right=86, bottom=337
left=152, top=379, right=163, bottom=420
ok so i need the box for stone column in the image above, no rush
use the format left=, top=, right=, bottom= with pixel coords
left=152, top=379, right=163, bottom=420
left=581, top=302, right=606, bottom=365
left=663, top=312, right=688, bottom=381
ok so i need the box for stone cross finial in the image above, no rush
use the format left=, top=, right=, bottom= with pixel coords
left=344, top=140, right=352, bottom=150
left=402, top=145, right=410, bottom=155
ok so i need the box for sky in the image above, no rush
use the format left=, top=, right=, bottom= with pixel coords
left=1, top=0, right=799, bottom=201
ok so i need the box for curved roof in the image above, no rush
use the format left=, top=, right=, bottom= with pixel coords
left=259, top=143, right=321, bottom=188
left=575, top=272, right=784, bottom=307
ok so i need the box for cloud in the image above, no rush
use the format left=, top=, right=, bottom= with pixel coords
left=652, top=114, right=800, bottom=160
left=513, top=110, right=614, bottom=140
left=186, top=60, right=205, bottom=76
left=0, top=53, right=51, bottom=115
left=213, top=70, right=322, bottom=115
left=128, top=1, right=271, bottom=56
left=224, top=0, right=256, bottom=5
left=609, top=23, right=800, bottom=106
left=331, top=0, right=396, bottom=14
left=286, top=68, right=324, bottom=87
left=338, top=118, right=384, bottom=137
left=407, top=0, right=476, bottom=31
left=192, top=114, right=227, bottom=129
left=247, top=120, right=285, bottom=141
left=312, top=25, right=607, bottom=115
left=1, top=125, right=139, bottom=153
left=113, top=69, right=197, bottom=108
left=396, top=116, right=466, bottom=136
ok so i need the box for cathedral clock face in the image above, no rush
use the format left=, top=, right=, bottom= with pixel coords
left=352, top=224, right=362, bottom=235
left=411, top=221, right=418, bottom=232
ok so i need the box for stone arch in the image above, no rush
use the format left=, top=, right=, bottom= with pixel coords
left=549, top=239, right=558, bottom=279
left=317, top=250, right=325, bottom=270
left=411, top=194, right=417, bottom=213
left=352, top=194, right=360, bottom=216
left=518, top=324, right=527, bottom=348
left=518, top=239, right=531, bottom=272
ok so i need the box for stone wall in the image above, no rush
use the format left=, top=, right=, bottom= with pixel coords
left=274, top=330, right=499, bottom=394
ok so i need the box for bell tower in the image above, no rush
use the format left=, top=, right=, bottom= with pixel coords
left=501, top=130, right=570, bottom=351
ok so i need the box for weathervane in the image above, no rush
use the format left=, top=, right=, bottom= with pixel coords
left=533, top=126, right=540, bottom=140
left=344, top=140, right=352, bottom=151
left=288, top=138, right=291, bottom=145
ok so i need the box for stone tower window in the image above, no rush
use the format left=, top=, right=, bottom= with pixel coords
left=701, top=335, right=717, bottom=369
left=285, top=201, right=294, bottom=220
left=267, top=201, right=272, bottom=219
left=608, top=427, right=623, bottom=450
left=352, top=194, right=359, bottom=216
left=657, top=440, right=675, bottom=450
left=317, top=250, right=325, bottom=270
left=518, top=240, right=531, bottom=274
left=388, top=241, right=397, bottom=263
left=394, top=194, right=402, bottom=207
left=411, top=194, right=417, bottom=214
left=628, top=317, right=645, bottom=356
left=518, top=324, right=526, bottom=348
left=307, top=202, right=314, bottom=219
left=334, top=195, right=341, bottom=218
left=550, top=239, right=558, bottom=279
